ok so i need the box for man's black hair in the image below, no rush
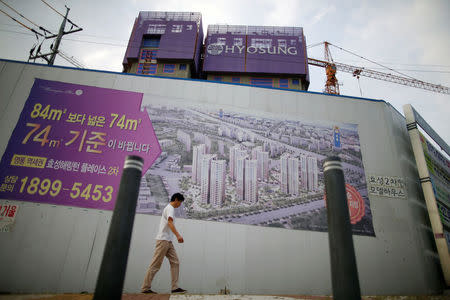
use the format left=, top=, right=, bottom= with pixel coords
left=170, top=193, right=185, bottom=202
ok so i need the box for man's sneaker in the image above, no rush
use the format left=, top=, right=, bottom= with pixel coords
left=142, top=289, right=157, bottom=294
left=171, top=288, right=187, bottom=294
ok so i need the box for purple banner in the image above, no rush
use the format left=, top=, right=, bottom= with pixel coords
left=123, top=18, right=202, bottom=64
left=0, top=79, right=161, bottom=210
left=158, top=21, right=199, bottom=60
left=203, top=32, right=308, bottom=75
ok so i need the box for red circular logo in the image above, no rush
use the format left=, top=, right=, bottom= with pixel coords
left=324, top=183, right=365, bottom=224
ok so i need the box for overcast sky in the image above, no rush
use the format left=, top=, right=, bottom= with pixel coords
left=0, top=0, right=449, bottom=146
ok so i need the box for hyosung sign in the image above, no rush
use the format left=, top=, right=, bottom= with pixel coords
left=203, top=32, right=308, bottom=75
left=206, top=44, right=299, bottom=56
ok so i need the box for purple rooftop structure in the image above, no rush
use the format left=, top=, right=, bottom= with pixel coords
left=122, top=12, right=309, bottom=91
left=122, top=11, right=203, bottom=78
left=203, top=24, right=310, bottom=90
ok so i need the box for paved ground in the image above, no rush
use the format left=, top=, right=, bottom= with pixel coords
left=0, top=294, right=449, bottom=300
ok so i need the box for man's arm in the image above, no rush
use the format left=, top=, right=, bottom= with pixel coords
left=168, top=217, right=184, bottom=243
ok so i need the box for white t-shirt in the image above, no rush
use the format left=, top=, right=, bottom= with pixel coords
left=155, top=203, right=175, bottom=241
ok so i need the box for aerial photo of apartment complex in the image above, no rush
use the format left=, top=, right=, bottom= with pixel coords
left=136, top=103, right=374, bottom=236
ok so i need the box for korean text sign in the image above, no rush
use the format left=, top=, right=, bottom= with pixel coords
left=0, top=79, right=161, bottom=210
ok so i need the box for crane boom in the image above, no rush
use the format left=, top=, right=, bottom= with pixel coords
left=308, top=57, right=450, bottom=95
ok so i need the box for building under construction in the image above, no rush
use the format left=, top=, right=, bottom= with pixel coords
left=122, top=11, right=203, bottom=78
left=123, top=11, right=309, bottom=91
left=202, top=24, right=309, bottom=90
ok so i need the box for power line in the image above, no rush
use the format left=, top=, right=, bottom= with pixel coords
left=2, top=28, right=450, bottom=77
left=328, top=42, right=417, bottom=80
left=1, top=0, right=39, bottom=29
left=1, top=25, right=450, bottom=93
left=307, top=41, right=450, bottom=72
left=40, top=0, right=64, bottom=17
left=0, top=8, right=43, bottom=36
left=346, top=68, right=450, bottom=74
left=0, top=21, right=447, bottom=71
left=3, top=24, right=447, bottom=70
left=0, top=0, right=54, bottom=36
left=40, top=0, right=79, bottom=28
left=22, top=3, right=83, bottom=66
left=0, top=23, right=128, bottom=41
left=0, top=28, right=41, bottom=36
left=330, top=59, right=450, bottom=69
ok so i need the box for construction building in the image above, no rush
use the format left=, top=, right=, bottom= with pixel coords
left=122, top=12, right=310, bottom=91
left=122, top=11, right=203, bottom=78
left=203, top=25, right=309, bottom=90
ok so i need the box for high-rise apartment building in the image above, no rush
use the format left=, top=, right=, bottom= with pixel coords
left=235, top=155, right=247, bottom=201
left=280, top=153, right=299, bottom=195
left=200, top=154, right=216, bottom=203
left=229, top=145, right=240, bottom=181
left=288, top=157, right=299, bottom=195
left=123, top=11, right=203, bottom=78
left=257, top=150, right=269, bottom=182
left=280, top=153, right=289, bottom=194
left=210, top=160, right=227, bottom=207
left=307, top=156, right=318, bottom=191
left=235, top=149, right=247, bottom=178
left=252, top=145, right=269, bottom=181
left=244, top=160, right=258, bottom=203
left=300, top=154, right=308, bottom=190
left=192, top=144, right=206, bottom=183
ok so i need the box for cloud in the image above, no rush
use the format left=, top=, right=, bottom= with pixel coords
left=309, top=5, right=336, bottom=26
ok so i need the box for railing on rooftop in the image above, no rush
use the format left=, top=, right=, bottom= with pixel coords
left=207, top=25, right=303, bottom=36
left=138, top=11, right=202, bottom=26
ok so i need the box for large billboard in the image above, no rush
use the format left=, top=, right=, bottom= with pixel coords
left=0, top=79, right=374, bottom=236
left=137, top=100, right=374, bottom=236
left=0, top=79, right=161, bottom=210
left=419, top=132, right=450, bottom=248
left=203, top=28, right=308, bottom=76
left=404, top=104, right=450, bottom=285
left=157, top=20, right=200, bottom=60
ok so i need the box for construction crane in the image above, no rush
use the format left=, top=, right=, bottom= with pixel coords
left=308, top=41, right=450, bottom=95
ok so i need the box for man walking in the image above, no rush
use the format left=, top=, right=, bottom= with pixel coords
left=141, top=193, right=187, bottom=294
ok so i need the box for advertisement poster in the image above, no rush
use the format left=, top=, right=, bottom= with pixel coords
left=0, top=79, right=161, bottom=210
left=367, top=175, right=406, bottom=198
left=0, top=201, right=19, bottom=232
left=420, top=133, right=450, bottom=249
left=0, top=79, right=374, bottom=236
left=137, top=102, right=375, bottom=236
left=204, top=29, right=307, bottom=75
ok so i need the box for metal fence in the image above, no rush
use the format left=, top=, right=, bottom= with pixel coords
left=207, top=24, right=303, bottom=36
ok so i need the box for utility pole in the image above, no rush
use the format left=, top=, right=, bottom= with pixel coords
left=48, top=6, right=69, bottom=65
left=29, top=5, right=82, bottom=65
